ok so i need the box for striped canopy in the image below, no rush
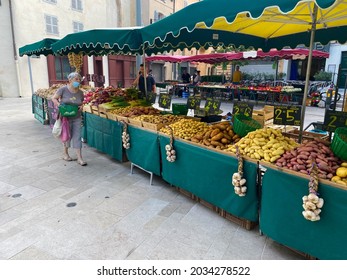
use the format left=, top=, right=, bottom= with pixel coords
left=19, top=38, right=59, bottom=57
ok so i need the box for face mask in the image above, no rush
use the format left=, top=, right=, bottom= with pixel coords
left=72, top=81, right=80, bottom=88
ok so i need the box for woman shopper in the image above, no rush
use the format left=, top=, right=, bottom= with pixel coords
left=51, top=72, right=87, bottom=166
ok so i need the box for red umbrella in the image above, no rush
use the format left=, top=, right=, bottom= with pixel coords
left=145, top=49, right=329, bottom=64
left=256, top=49, right=330, bottom=60
left=145, top=54, right=188, bottom=63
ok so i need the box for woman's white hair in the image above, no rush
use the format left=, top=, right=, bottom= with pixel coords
left=67, top=72, right=82, bottom=80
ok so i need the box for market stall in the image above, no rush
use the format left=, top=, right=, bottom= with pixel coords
left=18, top=0, right=347, bottom=260
left=260, top=164, right=347, bottom=259
left=140, top=0, right=347, bottom=142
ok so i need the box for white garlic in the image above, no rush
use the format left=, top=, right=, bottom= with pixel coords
left=316, top=198, right=324, bottom=208
left=308, top=193, right=319, bottom=203
left=240, top=178, right=246, bottom=186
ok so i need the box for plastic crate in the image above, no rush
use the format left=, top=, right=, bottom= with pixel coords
left=331, top=127, right=347, bottom=161
left=233, top=114, right=261, bottom=137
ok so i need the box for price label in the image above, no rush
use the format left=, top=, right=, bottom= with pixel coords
left=273, top=105, right=301, bottom=125
left=187, top=96, right=201, bottom=110
left=146, top=92, right=157, bottom=104
left=158, top=93, right=172, bottom=109
left=232, top=102, right=253, bottom=117
left=324, top=110, right=347, bottom=132
left=204, top=98, right=221, bottom=115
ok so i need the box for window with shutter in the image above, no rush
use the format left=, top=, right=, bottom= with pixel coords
left=45, top=14, right=59, bottom=35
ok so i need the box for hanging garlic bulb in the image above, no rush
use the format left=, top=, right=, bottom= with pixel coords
left=232, top=146, right=247, bottom=197
left=165, top=125, right=176, bottom=163
left=302, top=161, right=324, bottom=222
left=121, top=121, right=130, bottom=149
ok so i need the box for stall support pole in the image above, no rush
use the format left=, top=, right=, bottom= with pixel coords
left=298, top=5, right=318, bottom=143
left=28, top=56, right=35, bottom=96
left=342, top=74, right=347, bottom=112
left=142, top=45, right=147, bottom=99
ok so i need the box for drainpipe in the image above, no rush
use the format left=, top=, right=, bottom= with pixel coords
left=136, top=0, right=142, bottom=70
left=9, top=0, right=22, bottom=97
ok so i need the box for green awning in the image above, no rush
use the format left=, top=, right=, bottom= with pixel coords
left=51, top=28, right=145, bottom=56
left=19, top=38, right=59, bottom=57
left=141, top=0, right=347, bottom=51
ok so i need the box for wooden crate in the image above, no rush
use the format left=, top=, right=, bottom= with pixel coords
left=99, top=111, right=108, bottom=119
left=107, top=112, right=118, bottom=121
left=116, top=115, right=129, bottom=123
left=283, top=128, right=329, bottom=141
left=142, top=121, right=166, bottom=131
left=91, top=105, right=99, bottom=116
left=83, top=105, right=92, bottom=113
left=252, top=105, right=274, bottom=127
left=128, top=118, right=143, bottom=127
left=263, top=105, right=274, bottom=113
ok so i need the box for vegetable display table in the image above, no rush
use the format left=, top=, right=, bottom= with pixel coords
left=159, top=134, right=259, bottom=228
left=84, top=112, right=124, bottom=161
left=125, top=125, right=161, bottom=177
left=260, top=165, right=347, bottom=259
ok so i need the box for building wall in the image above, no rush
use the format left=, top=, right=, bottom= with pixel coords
left=144, top=0, right=200, bottom=82
left=325, top=43, right=347, bottom=85
left=9, top=0, right=132, bottom=98
left=0, top=0, right=20, bottom=97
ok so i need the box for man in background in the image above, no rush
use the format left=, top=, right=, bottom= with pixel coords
left=181, top=69, right=191, bottom=83
left=133, top=64, right=156, bottom=98
left=232, top=65, right=242, bottom=101
left=148, top=69, right=156, bottom=93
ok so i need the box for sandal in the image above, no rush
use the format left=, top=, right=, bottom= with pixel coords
left=77, top=160, right=87, bottom=166
left=62, top=155, right=73, bottom=161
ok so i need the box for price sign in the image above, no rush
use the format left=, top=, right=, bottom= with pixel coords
left=204, top=98, right=221, bottom=115
left=187, top=96, right=201, bottom=109
left=232, top=102, right=253, bottom=117
left=146, top=92, right=157, bottom=104
left=324, top=110, right=347, bottom=132
left=158, top=93, right=172, bottom=109
left=273, top=105, right=301, bottom=125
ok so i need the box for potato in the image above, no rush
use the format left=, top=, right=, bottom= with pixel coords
left=336, top=167, right=347, bottom=178
left=211, top=132, right=224, bottom=141
left=210, top=128, right=220, bottom=137
left=331, top=176, right=341, bottom=182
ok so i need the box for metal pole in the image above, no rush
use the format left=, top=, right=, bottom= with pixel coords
left=172, top=0, right=176, bottom=81
left=342, top=74, right=347, bottom=111
left=298, top=5, right=318, bottom=143
left=27, top=56, right=35, bottom=95
left=275, top=58, right=279, bottom=82
left=143, top=45, right=147, bottom=99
